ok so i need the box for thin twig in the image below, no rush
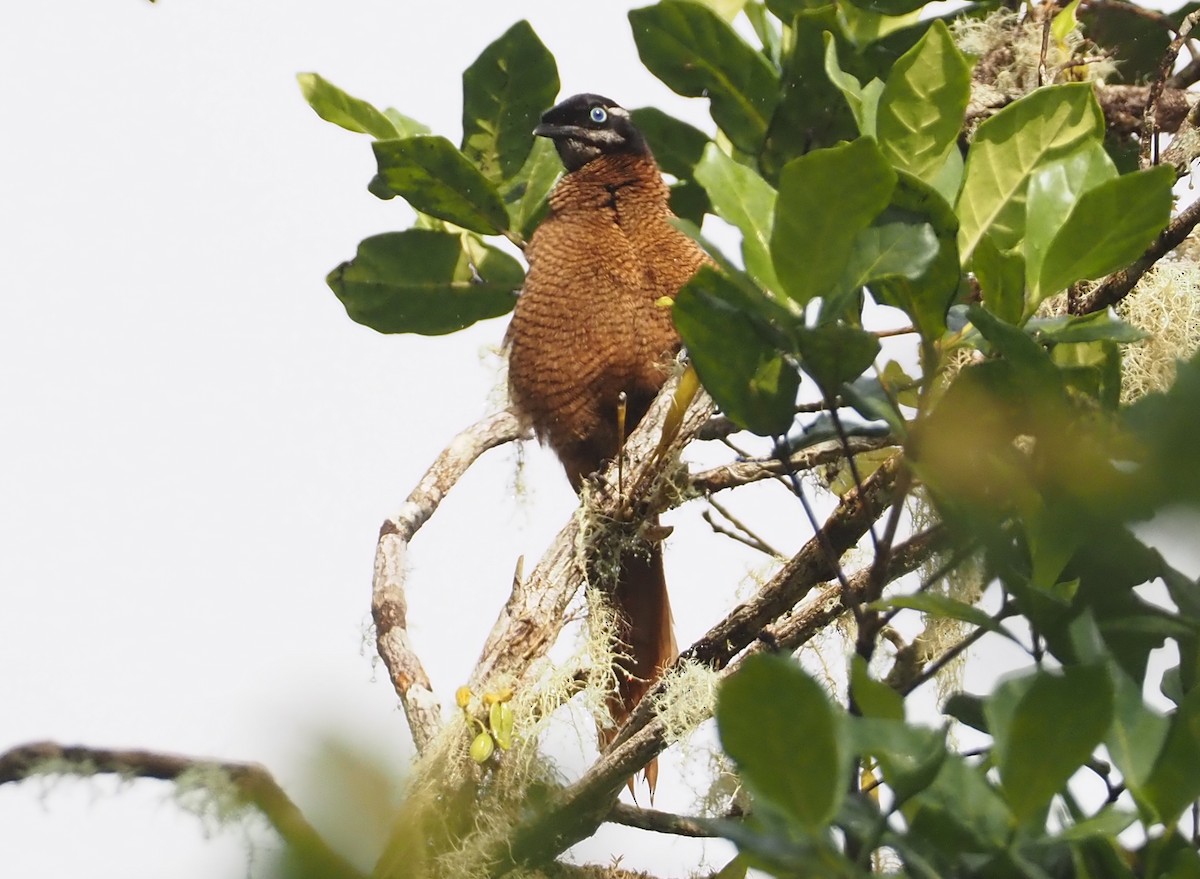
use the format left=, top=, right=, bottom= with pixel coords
left=606, top=802, right=719, bottom=837
left=373, top=409, right=525, bottom=753
left=703, top=497, right=784, bottom=559
left=1141, top=10, right=1200, bottom=168
left=0, top=741, right=363, bottom=879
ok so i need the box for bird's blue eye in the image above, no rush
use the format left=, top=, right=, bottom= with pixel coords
left=589, top=106, right=608, bottom=124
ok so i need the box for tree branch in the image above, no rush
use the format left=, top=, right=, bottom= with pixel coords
left=606, top=802, right=719, bottom=838
left=373, top=409, right=525, bottom=754
left=485, top=454, right=916, bottom=875
left=468, top=370, right=715, bottom=697
left=0, top=740, right=363, bottom=879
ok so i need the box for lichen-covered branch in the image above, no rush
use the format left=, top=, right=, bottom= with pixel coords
left=486, top=454, right=917, bottom=875
left=374, top=409, right=525, bottom=753
left=468, top=371, right=715, bottom=696
left=0, top=740, right=363, bottom=879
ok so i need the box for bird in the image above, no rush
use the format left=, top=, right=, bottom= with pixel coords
left=506, top=93, right=710, bottom=796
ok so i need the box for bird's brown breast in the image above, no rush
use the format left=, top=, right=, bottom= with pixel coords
left=507, top=153, right=707, bottom=486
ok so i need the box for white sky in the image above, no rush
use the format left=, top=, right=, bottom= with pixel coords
left=6, top=2, right=1200, bottom=878
left=0, top=2, right=754, bottom=876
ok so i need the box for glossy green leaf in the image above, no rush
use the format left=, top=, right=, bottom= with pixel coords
left=372, top=136, right=511, bottom=235
left=382, top=108, right=431, bottom=139
left=697, top=0, right=749, bottom=21
left=824, top=33, right=879, bottom=137
left=986, top=665, right=1113, bottom=823
left=298, top=73, right=399, bottom=140
left=694, top=144, right=780, bottom=292
left=1141, top=684, right=1200, bottom=825
left=629, top=107, right=711, bottom=180
left=876, top=22, right=971, bottom=183
left=870, top=172, right=960, bottom=341
left=500, top=136, right=560, bottom=241
left=761, top=7, right=859, bottom=177
left=793, top=323, right=880, bottom=395
left=973, top=233, right=1025, bottom=325
left=327, top=230, right=520, bottom=335
left=717, top=654, right=845, bottom=831
left=461, top=20, right=559, bottom=183
left=630, top=1, right=779, bottom=155
left=772, top=137, right=896, bottom=306
left=1035, top=164, right=1175, bottom=302
left=957, top=83, right=1105, bottom=261
left=1050, top=0, right=1082, bottom=47
left=1024, top=142, right=1118, bottom=298
left=674, top=267, right=800, bottom=435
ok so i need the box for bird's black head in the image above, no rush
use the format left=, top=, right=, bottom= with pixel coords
left=533, top=93, right=649, bottom=172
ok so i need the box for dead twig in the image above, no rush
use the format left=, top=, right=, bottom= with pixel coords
left=373, top=409, right=525, bottom=753
left=1141, top=10, right=1200, bottom=168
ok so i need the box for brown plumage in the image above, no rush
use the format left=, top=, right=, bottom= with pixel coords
left=506, top=94, right=709, bottom=796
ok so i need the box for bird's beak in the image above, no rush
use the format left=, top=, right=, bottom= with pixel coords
left=533, top=122, right=576, bottom=139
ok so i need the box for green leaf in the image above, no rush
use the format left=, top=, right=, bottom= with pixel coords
left=967, top=304, right=1057, bottom=381
left=845, top=0, right=930, bottom=16
left=986, top=665, right=1113, bottom=823
left=1027, top=309, right=1147, bottom=345
left=630, top=1, right=779, bottom=155
left=761, top=7, right=859, bottom=177
left=772, top=137, right=896, bottom=306
left=851, top=655, right=904, bottom=720
left=372, top=136, right=511, bottom=235
left=297, top=73, right=399, bottom=140
left=1023, top=142, right=1118, bottom=299
left=1035, top=164, right=1175, bottom=303
left=717, top=654, right=846, bottom=831
left=869, top=172, right=961, bottom=341
left=793, top=323, right=881, bottom=395
left=674, top=267, right=801, bottom=435
left=382, top=108, right=431, bottom=139
left=694, top=145, right=780, bottom=292
left=461, top=20, right=559, bottom=183
left=629, top=107, right=711, bottom=180
left=830, top=210, right=938, bottom=320
left=873, top=593, right=1017, bottom=641
left=853, top=718, right=948, bottom=804
left=1106, top=664, right=1170, bottom=809
left=973, top=233, right=1026, bottom=325
left=1142, top=684, right=1200, bottom=825
left=500, top=136, right=560, bottom=241
left=905, top=753, right=1012, bottom=852
left=957, top=83, right=1105, bottom=261
left=1051, top=0, right=1082, bottom=47
left=823, top=33, right=879, bottom=137
left=876, top=21, right=971, bottom=183
left=327, top=230, right=520, bottom=335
